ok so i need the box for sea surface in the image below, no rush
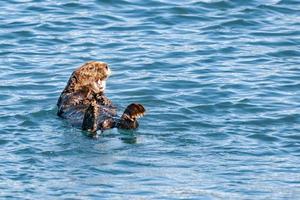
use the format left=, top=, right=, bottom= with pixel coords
left=1, top=0, right=300, bottom=199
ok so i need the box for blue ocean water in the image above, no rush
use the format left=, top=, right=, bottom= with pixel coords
left=1, top=0, right=300, bottom=199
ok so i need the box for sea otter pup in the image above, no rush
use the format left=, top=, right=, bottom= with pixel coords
left=57, top=61, right=145, bottom=133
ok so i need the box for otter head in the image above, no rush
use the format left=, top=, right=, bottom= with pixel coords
left=64, top=61, right=111, bottom=94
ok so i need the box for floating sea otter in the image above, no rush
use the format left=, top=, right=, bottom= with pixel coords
left=57, top=61, right=145, bottom=134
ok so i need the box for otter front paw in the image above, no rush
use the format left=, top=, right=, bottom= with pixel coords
left=82, top=100, right=99, bottom=133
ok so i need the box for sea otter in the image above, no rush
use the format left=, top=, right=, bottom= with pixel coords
left=57, top=61, right=145, bottom=133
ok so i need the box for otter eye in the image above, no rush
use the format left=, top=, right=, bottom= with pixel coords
left=105, top=65, right=108, bottom=70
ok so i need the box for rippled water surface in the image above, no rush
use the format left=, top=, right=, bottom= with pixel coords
left=1, top=0, right=300, bottom=199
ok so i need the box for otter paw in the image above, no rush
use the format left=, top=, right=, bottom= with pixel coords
left=122, top=103, right=145, bottom=121
left=82, top=100, right=99, bottom=132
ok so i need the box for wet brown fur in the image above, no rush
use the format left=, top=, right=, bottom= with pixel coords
left=57, top=61, right=145, bottom=133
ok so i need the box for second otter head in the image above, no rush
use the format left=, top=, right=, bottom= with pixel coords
left=66, top=61, right=111, bottom=94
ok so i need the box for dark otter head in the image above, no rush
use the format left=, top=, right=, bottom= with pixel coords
left=63, top=61, right=111, bottom=94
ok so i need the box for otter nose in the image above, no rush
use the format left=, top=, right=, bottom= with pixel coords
left=106, top=65, right=112, bottom=76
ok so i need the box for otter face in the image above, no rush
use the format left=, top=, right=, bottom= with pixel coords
left=66, top=61, right=111, bottom=94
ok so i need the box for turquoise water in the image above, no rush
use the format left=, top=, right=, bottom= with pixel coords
left=1, top=0, right=300, bottom=199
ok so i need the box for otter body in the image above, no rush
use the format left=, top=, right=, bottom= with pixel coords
left=57, top=61, right=145, bottom=133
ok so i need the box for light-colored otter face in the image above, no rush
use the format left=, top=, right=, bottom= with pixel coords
left=65, top=61, right=111, bottom=94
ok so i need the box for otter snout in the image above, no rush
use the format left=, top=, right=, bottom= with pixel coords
left=94, top=62, right=111, bottom=80
left=102, top=64, right=111, bottom=79
left=106, top=65, right=111, bottom=77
